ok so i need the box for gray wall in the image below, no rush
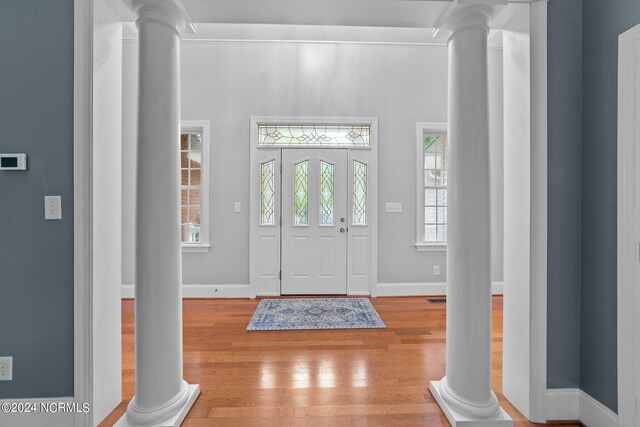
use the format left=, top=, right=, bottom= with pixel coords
left=0, top=0, right=75, bottom=398
left=580, top=0, right=640, bottom=413
left=548, top=0, right=640, bottom=412
left=547, top=0, right=582, bottom=390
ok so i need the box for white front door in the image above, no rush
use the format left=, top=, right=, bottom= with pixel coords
left=281, top=149, right=348, bottom=294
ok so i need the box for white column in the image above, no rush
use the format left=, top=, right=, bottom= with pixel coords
left=116, top=1, right=199, bottom=426
left=429, top=3, right=512, bottom=426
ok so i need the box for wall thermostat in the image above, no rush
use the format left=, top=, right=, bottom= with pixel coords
left=0, top=154, right=27, bottom=170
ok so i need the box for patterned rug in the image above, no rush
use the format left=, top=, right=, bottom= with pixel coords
left=247, top=298, right=387, bottom=331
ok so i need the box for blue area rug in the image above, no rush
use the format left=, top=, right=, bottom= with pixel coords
left=247, top=298, right=387, bottom=331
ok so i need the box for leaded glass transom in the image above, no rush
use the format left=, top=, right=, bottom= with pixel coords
left=424, top=134, right=447, bottom=243
left=294, top=161, right=308, bottom=225
left=259, top=125, right=370, bottom=147
left=260, top=160, right=275, bottom=225
left=353, top=161, right=367, bottom=225
left=320, top=161, right=334, bottom=225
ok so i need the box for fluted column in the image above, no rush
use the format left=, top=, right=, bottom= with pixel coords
left=116, top=1, right=200, bottom=426
left=429, top=2, right=512, bottom=426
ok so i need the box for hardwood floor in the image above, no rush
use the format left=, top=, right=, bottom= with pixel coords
left=101, top=296, right=578, bottom=426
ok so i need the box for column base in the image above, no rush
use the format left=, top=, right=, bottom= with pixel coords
left=429, top=381, right=513, bottom=427
left=115, top=383, right=200, bottom=427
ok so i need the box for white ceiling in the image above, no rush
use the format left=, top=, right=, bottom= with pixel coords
left=113, top=0, right=454, bottom=27
left=115, top=0, right=527, bottom=28
left=114, top=0, right=529, bottom=45
left=181, top=0, right=453, bottom=28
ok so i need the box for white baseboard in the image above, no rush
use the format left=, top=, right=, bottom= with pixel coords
left=376, top=281, right=504, bottom=297
left=0, top=397, right=77, bottom=427
left=545, top=388, right=617, bottom=427
left=122, top=282, right=504, bottom=299
left=121, top=284, right=251, bottom=299
left=579, top=390, right=618, bottom=427
left=492, top=281, right=504, bottom=294
left=546, top=388, right=579, bottom=421
left=255, top=292, right=280, bottom=297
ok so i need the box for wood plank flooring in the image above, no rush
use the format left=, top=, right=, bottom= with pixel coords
left=100, top=297, right=578, bottom=426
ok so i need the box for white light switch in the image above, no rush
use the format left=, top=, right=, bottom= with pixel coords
left=386, top=202, right=402, bottom=213
left=44, top=196, right=62, bottom=220
left=0, top=357, right=13, bottom=381
left=234, top=202, right=241, bottom=213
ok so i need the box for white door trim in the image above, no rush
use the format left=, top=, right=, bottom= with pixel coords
left=74, top=0, right=93, bottom=425
left=502, top=1, right=548, bottom=422
left=617, top=22, right=640, bottom=427
left=249, top=117, right=378, bottom=297
left=529, top=1, right=548, bottom=422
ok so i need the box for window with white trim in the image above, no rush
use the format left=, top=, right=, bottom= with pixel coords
left=416, top=124, right=447, bottom=250
left=180, top=121, right=210, bottom=251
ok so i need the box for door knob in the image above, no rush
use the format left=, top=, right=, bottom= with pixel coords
left=340, top=227, right=346, bottom=233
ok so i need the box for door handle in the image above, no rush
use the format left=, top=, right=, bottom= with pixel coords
left=340, top=227, right=347, bottom=233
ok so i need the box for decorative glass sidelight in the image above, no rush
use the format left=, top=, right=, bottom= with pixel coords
left=294, top=160, right=309, bottom=225
left=353, top=161, right=367, bottom=225
left=258, top=125, right=370, bottom=147
left=424, top=134, right=448, bottom=242
left=319, top=161, right=334, bottom=225
left=180, top=131, right=203, bottom=243
left=260, top=160, right=275, bottom=225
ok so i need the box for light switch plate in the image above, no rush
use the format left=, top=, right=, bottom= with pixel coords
left=44, top=196, right=62, bottom=220
left=386, top=202, right=402, bottom=213
left=234, top=202, right=241, bottom=213
left=0, top=357, right=13, bottom=381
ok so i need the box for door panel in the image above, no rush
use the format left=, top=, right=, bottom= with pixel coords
left=318, top=237, right=335, bottom=277
left=293, top=237, right=310, bottom=277
left=282, top=149, right=348, bottom=294
left=351, top=236, right=369, bottom=276
left=259, top=235, right=278, bottom=276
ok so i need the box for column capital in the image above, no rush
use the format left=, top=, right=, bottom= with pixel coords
left=130, top=0, right=196, bottom=36
left=433, top=0, right=506, bottom=41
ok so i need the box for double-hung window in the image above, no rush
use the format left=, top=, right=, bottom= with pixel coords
left=180, top=121, right=210, bottom=252
left=416, top=123, right=447, bottom=251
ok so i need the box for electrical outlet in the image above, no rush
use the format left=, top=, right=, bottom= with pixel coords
left=433, top=265, right=441, bottom=276
left=233, top=202, right=241, bottom=213
left=0, top=357, right=13, bottom=381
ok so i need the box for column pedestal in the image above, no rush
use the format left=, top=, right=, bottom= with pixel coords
left=115, top=384, right=200, bottom=427
left=429, top=381, right=512, bottom=426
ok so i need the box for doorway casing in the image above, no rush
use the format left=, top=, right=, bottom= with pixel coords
left=249, top=117, right=379, bottom=297
left=617, top=21, right=640, bottom=427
